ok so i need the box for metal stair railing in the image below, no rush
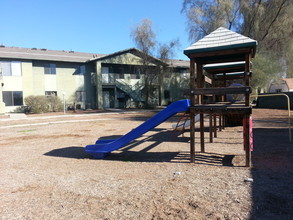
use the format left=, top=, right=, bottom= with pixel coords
left=116, top=79, right=144, bottom=102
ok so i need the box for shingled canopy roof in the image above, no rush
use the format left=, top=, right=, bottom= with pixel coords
left=184, top=27, right=257, bottom=64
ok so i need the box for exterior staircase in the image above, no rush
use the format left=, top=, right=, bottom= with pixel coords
left=116, top=79, right=144, bottom=102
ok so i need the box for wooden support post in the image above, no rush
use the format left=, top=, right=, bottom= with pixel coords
left=223, top=73, right=227, bottom=102
left=212, top=74, right=216, bottom=103
left=245, top=53, right=251, bottom=106
left=190, top=110, right=195, bottom=163
left=200, top=113, right=205, bottom=152
left=244, top=114, right=251, bottom=167
left=219, top=114, right=222, bottom=131
left=222, top=114, right=225, bottom=130
left=190, top=59, right=196, bottom=163
left=244, top=53, right=251, bottom=167
left=209, top=114, right=213, bottom=143
left=213, top=114, right=217, bottom=138
left=197, top=61, right=205, bottom=153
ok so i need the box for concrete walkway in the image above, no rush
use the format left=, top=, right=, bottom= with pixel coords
left=0, top=109, right=158, bottom=129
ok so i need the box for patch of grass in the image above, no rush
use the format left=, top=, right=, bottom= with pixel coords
left=17, top=129, right=37, bottom=133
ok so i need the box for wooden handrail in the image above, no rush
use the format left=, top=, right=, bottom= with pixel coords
left=190, top=86, right=251, bottom=95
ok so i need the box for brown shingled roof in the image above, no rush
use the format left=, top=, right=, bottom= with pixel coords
left=0, top=46, right=104, bottom=63
left=282, top=78, right=293, bottom=90
left=167, top=59, right=189, bottom=68
left=0, top=46, right=190, bottom=68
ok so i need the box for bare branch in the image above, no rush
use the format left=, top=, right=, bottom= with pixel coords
left=260, top=0, right=288, bottom=42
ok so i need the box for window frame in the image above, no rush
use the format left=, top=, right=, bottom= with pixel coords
left=3, top=91, right=23, bottom=106
left=76, top=91, right=86, bottom=102
left=44, top=63, right=56, bottom=75
left=45, top=91, right=57, bottom=96
left=75, top=64, right=86, bottom=75
left=0, top=61, right=22, bottom=76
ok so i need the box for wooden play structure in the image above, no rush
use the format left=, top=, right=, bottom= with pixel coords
left=184, top=27, right=257, bottom=167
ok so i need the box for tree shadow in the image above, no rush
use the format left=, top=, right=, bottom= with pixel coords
left=250, top=127, right=293, bottom=220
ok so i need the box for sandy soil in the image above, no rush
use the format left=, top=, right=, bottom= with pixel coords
left=0, top=108, right=292, bottom=219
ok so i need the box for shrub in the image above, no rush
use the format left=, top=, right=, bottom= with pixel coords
left=47, top=96, right=63, bottom=112
left=24, top=95, right=63, bottom=114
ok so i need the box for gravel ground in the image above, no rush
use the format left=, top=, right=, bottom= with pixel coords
left=0, top=108, right=292, bottom=219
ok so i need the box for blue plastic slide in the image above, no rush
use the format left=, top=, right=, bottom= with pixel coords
left=85, top=99, right=190, bottom=159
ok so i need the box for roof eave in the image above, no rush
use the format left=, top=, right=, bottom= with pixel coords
left=184, top=42, right=257, bottom=57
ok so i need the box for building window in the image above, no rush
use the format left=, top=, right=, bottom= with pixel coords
left=164, top=90, right=170, bottom=99
left=0, top=61, right=22, bottom=76
left=118, top=72, right=124, bottom=79
left=116, top=67, right=124, bottom=79
left=75, top=65, right=86, bottom=75
left=276, top=89, right=282, bottom=93
left=3, top=91, right=23, bottom=106
left=109, top=65, right=124, bottom=79
left=45, top=91, right=57, bottom=96
left=44, top=64, right=56, bottom=74
left=130, top=68, right=140, bottom=79
left=76, top=91, right=86, bottom=102
left=135, top=68, right=140, bottom=79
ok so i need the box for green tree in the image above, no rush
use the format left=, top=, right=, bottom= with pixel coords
left=251, top=53, right=283, bottom=93
left=182, top=0, right=243, bottom=41
left=182, top=0, right=293, bottom=91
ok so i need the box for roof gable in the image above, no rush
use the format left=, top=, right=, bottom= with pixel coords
left=184, top=27, right=257, bottom=56
left=91, top=48, right=166, bottom=66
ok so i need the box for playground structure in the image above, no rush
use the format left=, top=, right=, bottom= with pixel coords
left=86, top=27, right=257, bottom=167
left=184, top=27, right=257, bottom=167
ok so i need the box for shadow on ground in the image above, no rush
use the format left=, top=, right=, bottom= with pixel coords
left=44, top=146, right=89, bottom=159
left=44, top=127, right=239, bottom=166
left=250, top=127, right=293, bottom=220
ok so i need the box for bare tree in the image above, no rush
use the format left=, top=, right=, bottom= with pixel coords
left=131, top=19, right=180, bottom=107
left=131, top=19, right=156, bottom=56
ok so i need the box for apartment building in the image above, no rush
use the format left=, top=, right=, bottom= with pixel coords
left=0, top=46, right=189, bottom=113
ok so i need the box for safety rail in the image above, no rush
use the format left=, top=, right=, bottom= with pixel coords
left=252, top=93, right=291, bottom=142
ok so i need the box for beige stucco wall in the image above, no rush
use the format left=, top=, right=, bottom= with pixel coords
left=2, top=61, right=34, bottom=112
left=31, top=63, right=45, bottom=96
left=2, top=76, right=22, bottom=91
left=3, top=60, right=89, bottom=112
left=56, top=65, right=78, bottom=105
left=22, top=61, right=34, bottom=98
left=31, top=62, right=87, bottom=109
left=0, top=76, right=4, bottom=114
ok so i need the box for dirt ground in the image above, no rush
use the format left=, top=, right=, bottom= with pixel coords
left=0, top=108, right=292, bottom=220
